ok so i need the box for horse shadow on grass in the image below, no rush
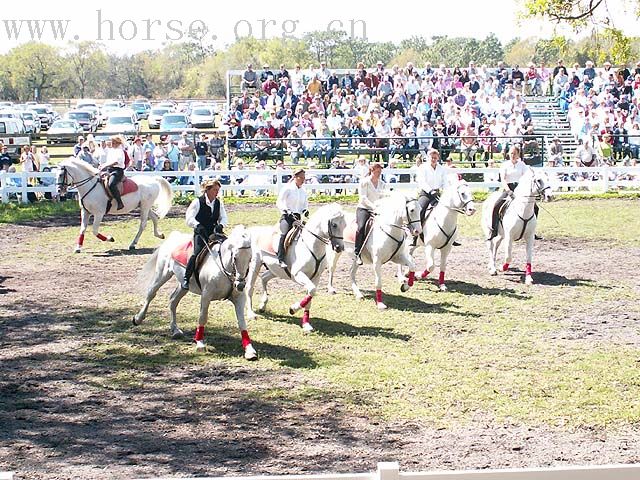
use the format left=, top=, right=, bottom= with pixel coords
left=92, top=247, right=156, bottom=257
left=0, top=275, right=16, bottom=295
left=426, top=280, right=530, bottom=299
left=502, top=270, right=602, bottom=288
left=259, top=310, right=412, bottom=341
left=364, top=291, right=482, bottom=318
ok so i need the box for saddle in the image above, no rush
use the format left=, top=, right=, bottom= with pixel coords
left=100, top=173, right=139, bottom=200
left=171, top=236, right=225, bottom=270
left=345, top=217, right=375, bottom=251
left=257, top=222, right=304, bottom=255
left=489, top=196, right=513, bottom=239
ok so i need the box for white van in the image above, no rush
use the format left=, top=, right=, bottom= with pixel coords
left=0, top=118, right=30, bottom=159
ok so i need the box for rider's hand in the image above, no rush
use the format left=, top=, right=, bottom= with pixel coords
left=195, top=224, right=206, bottom=236
left=213, top=224, right=224, bottom=234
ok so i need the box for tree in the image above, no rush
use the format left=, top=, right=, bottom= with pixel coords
left=303, top=30, right=347, bottom=66
left=477, top=34, right=505, bottom=65
left=5, top=43, right=62, bottom=101
left=64, top=41, right=108, bottom=98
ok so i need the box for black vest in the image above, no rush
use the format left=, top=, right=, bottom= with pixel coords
left=195, top=195, right=220, bottom=235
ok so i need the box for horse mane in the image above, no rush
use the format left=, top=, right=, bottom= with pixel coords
left=306, top=203, right=343, bottom=229
left=60, top=156, right=100, bottom=176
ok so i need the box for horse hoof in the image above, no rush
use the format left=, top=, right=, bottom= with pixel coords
left=302, top=323, right=314, bottom=334
left=74, top=247, right=81, bottom=254
left=132, top=315, right=139, bottom=326
left=377, top=302, right=388, bottom=311
left=400, top=283, right=409, bottom=293
left=107, top=236, right=115, bottom=242
left=439, top=284, right=448, bottom=292
left=525, top=275, right=534, bottom=285
left=159, top=233, right=165, bottom=240
left=327, top=287, right=337, bottom=295
left=247, top=311, right=257, bottom=321
left=490, top=269, right=497, bottom=276
left=244, top=344, right=258, bottom=361
left=172, top=329, right=184, bottom=339
left=195, top=340, right=206, bottom=352
left=129, top=245, right=136, bottom=251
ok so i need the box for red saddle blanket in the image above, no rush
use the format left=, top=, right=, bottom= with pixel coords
left=344, top=220, right=357, bottom=244
left=120, top=178, right=139, bottom=196
left=255, top=225, right=301, bottom=256
left=171, top=240, right=193, bottom=268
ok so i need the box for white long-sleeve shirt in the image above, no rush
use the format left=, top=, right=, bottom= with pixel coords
left=499, top=159, right=528, bottom=183
left=358, top=176, right=386, bottom=211
left=416, top=162, right=447, bottom=193
left=276, top=182, right=308, bottom=214
left=185, top=195, right=228, bottom=229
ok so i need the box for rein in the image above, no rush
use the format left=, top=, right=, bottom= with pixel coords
left=58, top=166, right=101, bottom=212
left=298, top=215, right=343, bottom=280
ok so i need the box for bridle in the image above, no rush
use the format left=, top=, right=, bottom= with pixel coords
left=56, top=164, right=102, bottom=211
left=298, top=213, right=345, bottom=280
left=374, top=198, right=420, bottom=264
left=212, top=237, right=252, bottom=292
left=444, top=184, right=474, bottom=215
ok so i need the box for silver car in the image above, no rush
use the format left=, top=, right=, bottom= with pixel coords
left=189, top=107, right=215, bottom=128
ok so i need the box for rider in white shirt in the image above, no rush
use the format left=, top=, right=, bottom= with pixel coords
left=355, top=162, right=386, bottom=264
left=276, top=168, right=309, bottom=267
left=99, top=135, right=127, bottom=210
left=416, top=149, right=447, bottom=218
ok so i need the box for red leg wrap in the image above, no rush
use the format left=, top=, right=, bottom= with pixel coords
left=421, top=270, right=429, bottom=279
left=439, top=271, right=445, bottom=285
left=407, top=271, right=415, bottom=287
left=299, top=295, right=313, bottom=309
left=502, top=263, right=510, bottom=272
left=194, top=325, right=205, bottom=342
left=77, top=234, right=85, bottom=246
left=525, top=263, right=532, bottom=276
left=375, top=289, right=383, bottom=303
left=302, top=310, right=310, bottom=325
left=96, top=233, right=108, bottom=242
left=241, top=330, right=251, bottom=348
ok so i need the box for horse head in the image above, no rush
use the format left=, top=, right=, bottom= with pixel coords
left=310, top=203, right=346, bottom=253
left=448, top=180, right=477, bottom=216
left=532, top=169, right=553, bottom=203
left=227, top=225, right=253, bottom=292
left=56, top=157, right=99, bottom=196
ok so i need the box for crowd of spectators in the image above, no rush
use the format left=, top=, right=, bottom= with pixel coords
left=554, top=59, right=640, bottom=170
left=224, top=60, right=546, bottom=167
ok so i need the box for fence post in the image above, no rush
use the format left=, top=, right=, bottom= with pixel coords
left=0, top=172, right=7, bottom=204
left=377, top=462, right=399, bottom=480
left=601, top=165, right=609, bottom=193
left=20, top=171, right=28, bottom=204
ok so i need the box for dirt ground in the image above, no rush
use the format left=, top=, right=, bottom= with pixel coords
left=1, top=208, right=640, bottom=479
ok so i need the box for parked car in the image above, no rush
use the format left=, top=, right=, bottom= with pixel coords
left=31, top=105, right=56, bottom=131
left=155, top=101, right=176, bottom=112
left=189, top=106, right=215, bottom=128
left=0, top=118, right=30, bottom=158
left=147, top=108, right=170, bottom=129
left=47, top=119, right=84, bottom=144
left=64, top=110, right=98, bottom=132
left=102, top=111, right=139, bottom=138
left=131, top=101, right=151, bottom=120
left=20, top=111, right=41, bottom=135
left=160, top=113, right=190, bottom=132
left=0, top=110, right=27, bottom=131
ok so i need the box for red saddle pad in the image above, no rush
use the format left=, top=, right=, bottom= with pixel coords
left=171, top=240, right=193, bottom=268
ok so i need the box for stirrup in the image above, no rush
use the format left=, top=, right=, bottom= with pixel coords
left=181, top=277, right=190, bottom=290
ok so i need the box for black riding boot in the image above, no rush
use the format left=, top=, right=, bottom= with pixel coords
left=182, top=255, right=196, bottom=290
left=276, top=234, right=287, bottom=267
left=109, top=184, right=125, bottom=210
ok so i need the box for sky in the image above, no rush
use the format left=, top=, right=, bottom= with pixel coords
left=1, top=0, right=638, bottom=54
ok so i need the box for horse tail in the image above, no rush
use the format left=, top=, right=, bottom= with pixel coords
left=138, top=246, right=161, bottom=293
left=154, top=177, right=173, bottom=219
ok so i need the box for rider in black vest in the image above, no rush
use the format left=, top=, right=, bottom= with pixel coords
left=182, top=178, right=228, bottom=290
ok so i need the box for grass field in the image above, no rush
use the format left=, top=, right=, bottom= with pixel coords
left=4, top=198, right=639, bottom=430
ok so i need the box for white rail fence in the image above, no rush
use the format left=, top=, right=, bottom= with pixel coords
left=1, top=166, right=640, bottom=204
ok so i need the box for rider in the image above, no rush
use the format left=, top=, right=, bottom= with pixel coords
left=182, top=178, right=228, bottom=290
left=415, top=149, right=461, bottom=246
left=99, top=135, right=126, bottom=210
left=490, top=144, right=542, bottom=240
left=276, top=168, right=308, bottom=268
left=355, top=162, right=386, bottom=265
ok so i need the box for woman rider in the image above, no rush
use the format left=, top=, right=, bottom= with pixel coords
left=490, top=144, right=542, bottom=240
left=182, top=178, right=228, bottom=290
left=354, top=162, right=386, bottom=265
left=276, top=168, right=308, bottom=268
left=99, top=135, right=126, bottom=210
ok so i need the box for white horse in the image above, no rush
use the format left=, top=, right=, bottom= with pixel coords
left=133, top=225, right=257, bottom=360
left=326, top=193, right=422, bottom=310
left=56, top=157, right=173, bottom=252
left=245, top=204, right=346, bottom=333
left=399, top=180, right=477, bottom=292
left=481, top=168, right=553, bottom=284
